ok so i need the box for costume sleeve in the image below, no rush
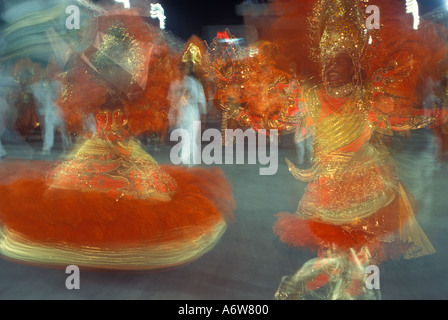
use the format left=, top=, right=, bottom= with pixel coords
left=369, top=53, right=448, bottom=134
left=224, top=80, right=306, bottom=136
left=368, top=107, right=447, bottom=133
left=389, top=109, right=448, bottom=131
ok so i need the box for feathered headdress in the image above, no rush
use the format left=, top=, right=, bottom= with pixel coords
left=309, top=0, right=371, bottom=65
left=56, top=7, right=179, bottom=135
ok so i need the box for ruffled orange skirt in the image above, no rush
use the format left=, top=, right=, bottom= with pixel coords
left=273, top=182, right=435, bottom=262
left=0, top=160, right=235, bottom=270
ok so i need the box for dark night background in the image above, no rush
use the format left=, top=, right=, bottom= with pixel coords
left=161, top=0, right=244, bottom=40
left=0, top=0, right=446, bottom=41
left=160, top=0, right=445, bottom=40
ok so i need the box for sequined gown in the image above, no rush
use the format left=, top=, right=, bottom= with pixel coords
left=0, top=5, right=236, bottom=270
left=0, top=103, right=234, bottom=270
left=275, top=81, right=441, bottom=256
left=228, top=74, right=447, bottom=299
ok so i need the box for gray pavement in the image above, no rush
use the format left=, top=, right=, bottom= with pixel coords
left=0, top=128, right=447, bottom=300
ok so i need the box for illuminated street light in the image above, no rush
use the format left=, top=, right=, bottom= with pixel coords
left=406, top=0, right=420, bottom=30
left=150, top=3, right=166, bottom=30
left=115, top=0, right=130, bottom=9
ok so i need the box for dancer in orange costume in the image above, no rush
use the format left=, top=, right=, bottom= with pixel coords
left=10, top=58, right=41, bottom=139
left=214, top=0, right=448, bottom=299
left=0, top=6, right=234, bottom=270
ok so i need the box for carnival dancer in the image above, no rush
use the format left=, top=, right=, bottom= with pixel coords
left=0, top=7, right=234, bottom=270
left=213, top=0, right=448, bottom=299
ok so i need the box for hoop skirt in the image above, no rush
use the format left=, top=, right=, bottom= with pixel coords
left=0, top=134, right=235, bottom=270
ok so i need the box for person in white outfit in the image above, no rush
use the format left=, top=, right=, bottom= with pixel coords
left=29, top=72, right=71, bottom=154
left=168, top=65, right=207, bottom=166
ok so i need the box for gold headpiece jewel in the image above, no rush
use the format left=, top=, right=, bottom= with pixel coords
left=92, top=21, right=145, bottom=93
left=182, top=43, right=202, bottom=67
left=310, top=0, right=368, bottom=64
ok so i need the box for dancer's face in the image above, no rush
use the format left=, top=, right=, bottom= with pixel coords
left=323, top=53, right=356, bottom=88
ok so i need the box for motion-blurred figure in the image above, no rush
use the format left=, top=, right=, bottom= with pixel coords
left=29, top=62, right=71, bottom=154
left=168, top=41, right=207, bottom=166
left=10, top=58, right=41, bottom=140
left=0, top=65, right=19, bottom=158
left=213, top=0, right=448, bottom=300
